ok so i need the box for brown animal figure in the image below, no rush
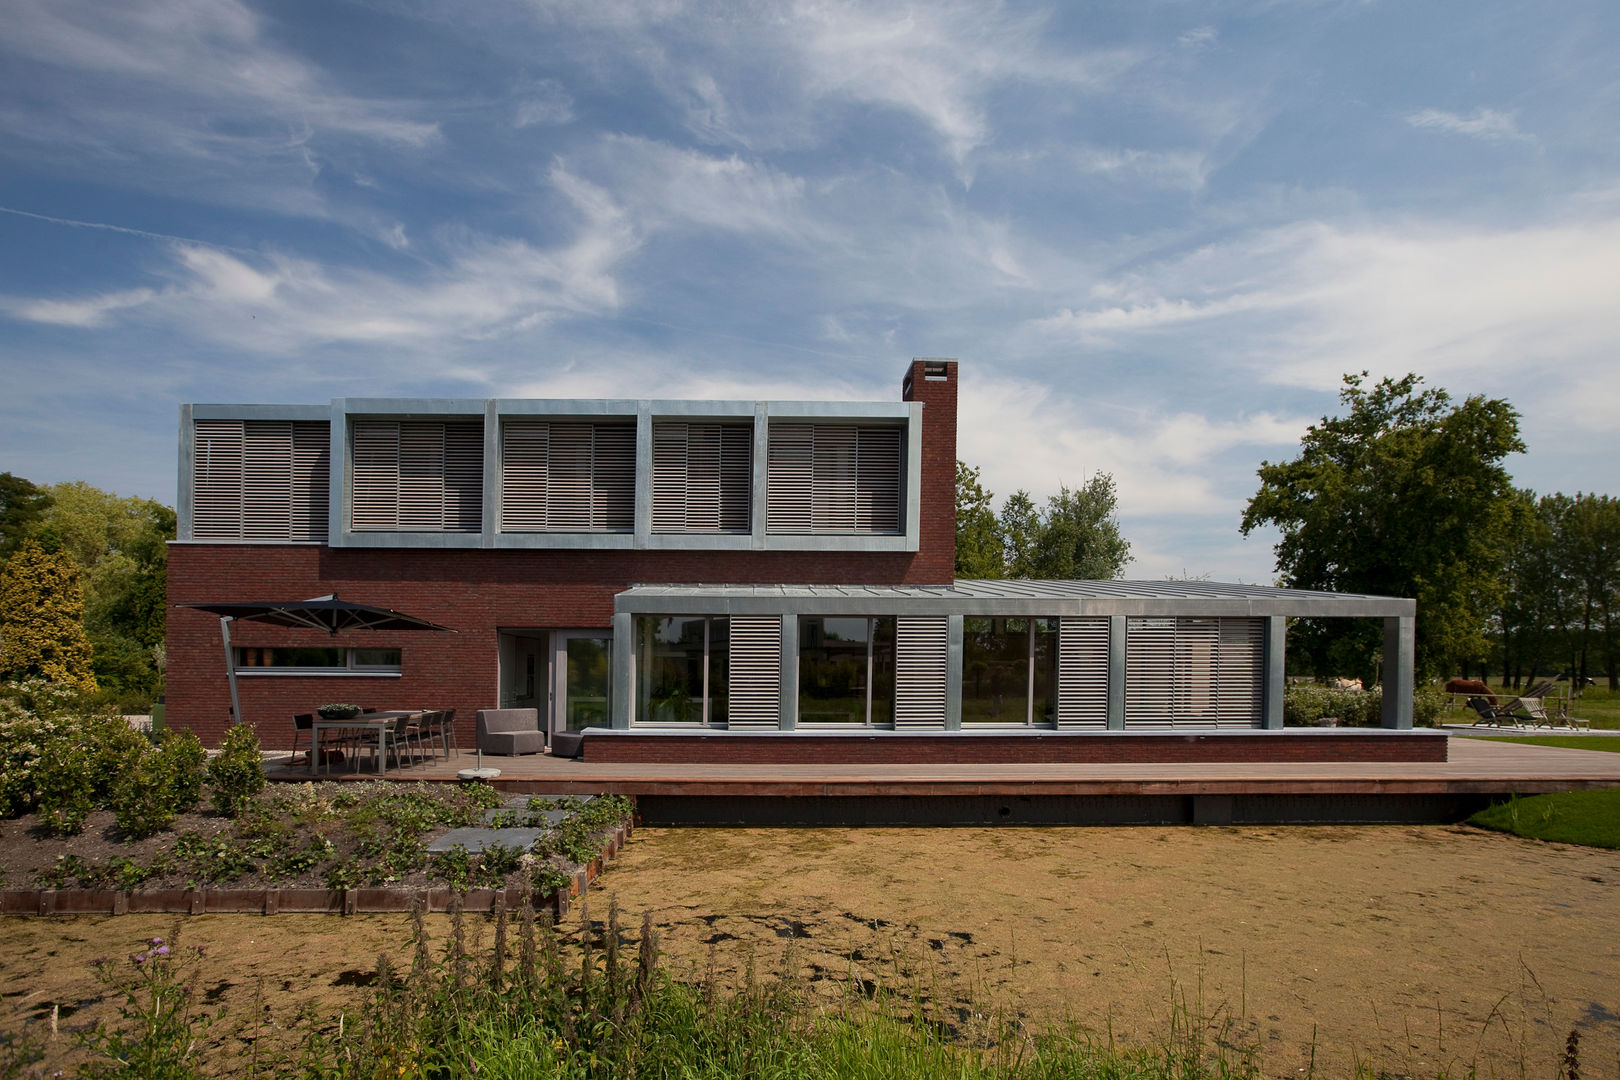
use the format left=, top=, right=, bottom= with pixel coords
left=1445, top=677, right=1496, bottom=703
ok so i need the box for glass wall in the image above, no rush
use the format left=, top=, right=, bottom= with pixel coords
left=634, top=615, right=729, bottom=724
left=961, top=617, right=1058, bottom=725
left=798, top=616, right=895, bottom=725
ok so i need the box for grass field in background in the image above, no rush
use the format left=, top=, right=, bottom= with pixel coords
left=1469, top=789, right=1620, bottom=849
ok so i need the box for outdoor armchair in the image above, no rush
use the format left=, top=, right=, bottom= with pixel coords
left=476, top=708, right=547, bottom=755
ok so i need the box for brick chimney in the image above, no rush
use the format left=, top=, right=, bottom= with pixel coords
left=902, top=358, right=958, bottom=584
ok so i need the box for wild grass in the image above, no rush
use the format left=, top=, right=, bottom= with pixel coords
left=1468, top=789, right=1620, bottom=849
left=8, top=897, right=1597, bottom=1080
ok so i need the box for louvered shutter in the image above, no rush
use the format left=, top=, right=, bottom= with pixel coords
left=193, top=420, right=330, bottom=540
left=1125, top=617, right=1176, bottom=725
left=592, top=425, right=636, bottom=530
left=193, top=420, right=244, bottom=539
left=651, top=423, right=754, bottom=533
left=351, top=421, right=400, bottom=530
left=855, top=428, right=901, bottom=532
left=351, top=420, right=482, bottom=532
left=288, top=422, right=330, bottom=539
left=767, top=424, right=814, bottom=531
left=441, top=422, right=484, bottom=531
left=501, top=423, right=549, bottom=528
left=501, top=422, right=634, bottom=531
left=1216, top=618, right=1264, bottom=726
left=726, top=616, right=781, bottom=728
left=767, top=424, right=903, bottom=534
left=1175, top=618, right=1221, bottom=725
left=813, top=425, right=857, bottom=530
left=242, top=422, right=291, bottom=539
left=651, top=424, right=689, bottom=530
left=893, top=617, right=947, bottom=728
left=1057, top=617, right=1109, bottom=728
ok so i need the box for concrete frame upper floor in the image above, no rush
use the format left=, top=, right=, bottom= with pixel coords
left=173, top=360, right=958, bottom=555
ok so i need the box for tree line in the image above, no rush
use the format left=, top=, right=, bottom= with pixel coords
left=956, top=372, right=1617, bottom=689
left=0, top=473, right=172, bottom=705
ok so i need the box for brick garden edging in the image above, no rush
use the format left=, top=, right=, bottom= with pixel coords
left=0, top=823, right=628, bottom=920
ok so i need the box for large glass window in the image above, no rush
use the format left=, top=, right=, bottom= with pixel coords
left=798, top=616, right=896, bottom=725
left=233, top=647, right=401, bottom=674
left=634, top=616, right=728, bottom=724
left=962, top=618, right=1058, bottom=725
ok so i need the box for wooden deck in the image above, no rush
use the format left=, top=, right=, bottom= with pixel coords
left=266, top=736, right=1620, bottom=798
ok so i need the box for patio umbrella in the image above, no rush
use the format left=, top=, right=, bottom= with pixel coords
left=178, top=595, right=456, bottom=727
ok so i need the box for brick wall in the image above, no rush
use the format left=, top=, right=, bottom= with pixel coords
left=170, top=362, right=960, bottom=746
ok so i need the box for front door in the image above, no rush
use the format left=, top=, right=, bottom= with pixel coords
left=551, top=631, right=612, bottom=737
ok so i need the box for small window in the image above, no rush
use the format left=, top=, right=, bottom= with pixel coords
left=234, top=647, right=402, bottom=675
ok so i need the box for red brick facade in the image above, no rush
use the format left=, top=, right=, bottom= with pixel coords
left=168, top=361, right=958, bottom=746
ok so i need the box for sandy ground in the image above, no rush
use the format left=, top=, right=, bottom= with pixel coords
left=2, top=824, right=1617, bottom=1077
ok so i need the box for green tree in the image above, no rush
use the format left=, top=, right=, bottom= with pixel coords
left=1560, top=493, right=1620, bottom=689
left=0, top=538, right=97, bottom=691
left=0, top=473, right=52, bottom=560
left=1240, top=372, right=1523, bottom=682
left=32, top=483, right=173, bottom=695
left=955, top=462, right=1132, bottom=581
left=954, top=462, right=1004, bottom=578
left=1024, top=476, right=1131, bottom=580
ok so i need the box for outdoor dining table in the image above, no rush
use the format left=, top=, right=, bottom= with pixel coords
left=313, top=710, right=431, bottom=774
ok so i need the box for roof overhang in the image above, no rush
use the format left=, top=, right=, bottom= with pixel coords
left=614, top=580, right=1415, bottom=619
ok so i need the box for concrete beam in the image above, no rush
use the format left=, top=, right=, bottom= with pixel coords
left=1264, top=615, right=1286, bottom=729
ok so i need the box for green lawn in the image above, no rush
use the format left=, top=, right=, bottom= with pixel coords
left=1469, top=789, right=1620, bottom=849
left=1464, top=735, right=1620, bottom=752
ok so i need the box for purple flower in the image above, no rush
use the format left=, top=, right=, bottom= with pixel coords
left=131, top=953, right=146, bottom=965
left=155, top=945, right=170, bottom=956
left=149, top=937, right=164, bottom=947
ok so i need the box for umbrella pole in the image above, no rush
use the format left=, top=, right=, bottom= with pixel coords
left=220, top=616, right=243, bottom=727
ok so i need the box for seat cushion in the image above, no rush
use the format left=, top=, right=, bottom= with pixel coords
left=551, top=731, right=584, bottom=759
left=479, top=729, right=547, bottom=756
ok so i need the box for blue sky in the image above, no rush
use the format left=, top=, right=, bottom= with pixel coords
left=2, top=0, right=1617, bottom=582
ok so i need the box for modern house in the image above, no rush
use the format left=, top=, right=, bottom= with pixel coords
left=167, top=359, right=1426, bottom=763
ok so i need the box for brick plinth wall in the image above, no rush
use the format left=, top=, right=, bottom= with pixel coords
left=170, top=362, right=960, bottom=747
left=580, top=730, right=1451, bottom=766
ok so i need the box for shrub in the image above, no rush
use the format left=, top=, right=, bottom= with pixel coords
left=1285, top=684, right=1449, bottom=727
left=207, top=724, right=265, bottom=817
left=159, top=730, right=205, bottom=813
left=111, top=746, right=178, bottom=839
left=36, top=741, right=96, bottom=836
left=111, top=730, right=206, bottom=839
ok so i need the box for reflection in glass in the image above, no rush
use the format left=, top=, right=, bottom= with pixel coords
left=961, top=618, right=1027, bottom=723
left=798, top=616, right=895, bottom=725
left=1032, top=618, right=1058, bottom=725
left=633, top=615, right=728, bottom=724
left=565, top=637, right=612, bottom=731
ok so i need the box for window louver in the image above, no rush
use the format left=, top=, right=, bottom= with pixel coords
left=351, top=420, right=483, bottom=532
left=726, top=616, right=781, bottom=728
left=193, top=419, right=330, bottom=541
left=1124, top=617, right=1263, bottom=728
left=766, top=424, right=901, bottom=533
left=893, top=617, right=947, bottom=728
left=1056, top=617, right=1110, bottom=728
left=501, top=422, right=635, bottom=532
left=652, top=422, right=751, bottom=532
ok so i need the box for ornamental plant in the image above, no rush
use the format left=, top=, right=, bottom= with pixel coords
left=0, top=538, right=97, bottom=691
left=207, top=723, right=265, bottom=817
left=111, top=729, right=207, bottom=839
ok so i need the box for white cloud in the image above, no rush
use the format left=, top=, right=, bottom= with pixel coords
left=1405, top=107, right=1532, bottom=143
left=0, top=169, right=637, bottom=354
left=1029, top=215, right=1620, bottom=435
left=525, top=0, right=1136, bottom=164
left=514, top=80, right=576, bottom=127
left=1177, top=26, right=1217, bottom=49
left=0, top=288, right=157, bottom=328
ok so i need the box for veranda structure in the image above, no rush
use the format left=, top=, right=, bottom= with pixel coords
left=606, top=580, right=1416, bottom=736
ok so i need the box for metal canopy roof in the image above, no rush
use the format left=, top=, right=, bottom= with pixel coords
left=615, top=580, right=1414, bottom=619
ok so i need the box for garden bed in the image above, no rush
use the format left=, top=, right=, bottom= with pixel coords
left=0, top=781, right=634, bottom=914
